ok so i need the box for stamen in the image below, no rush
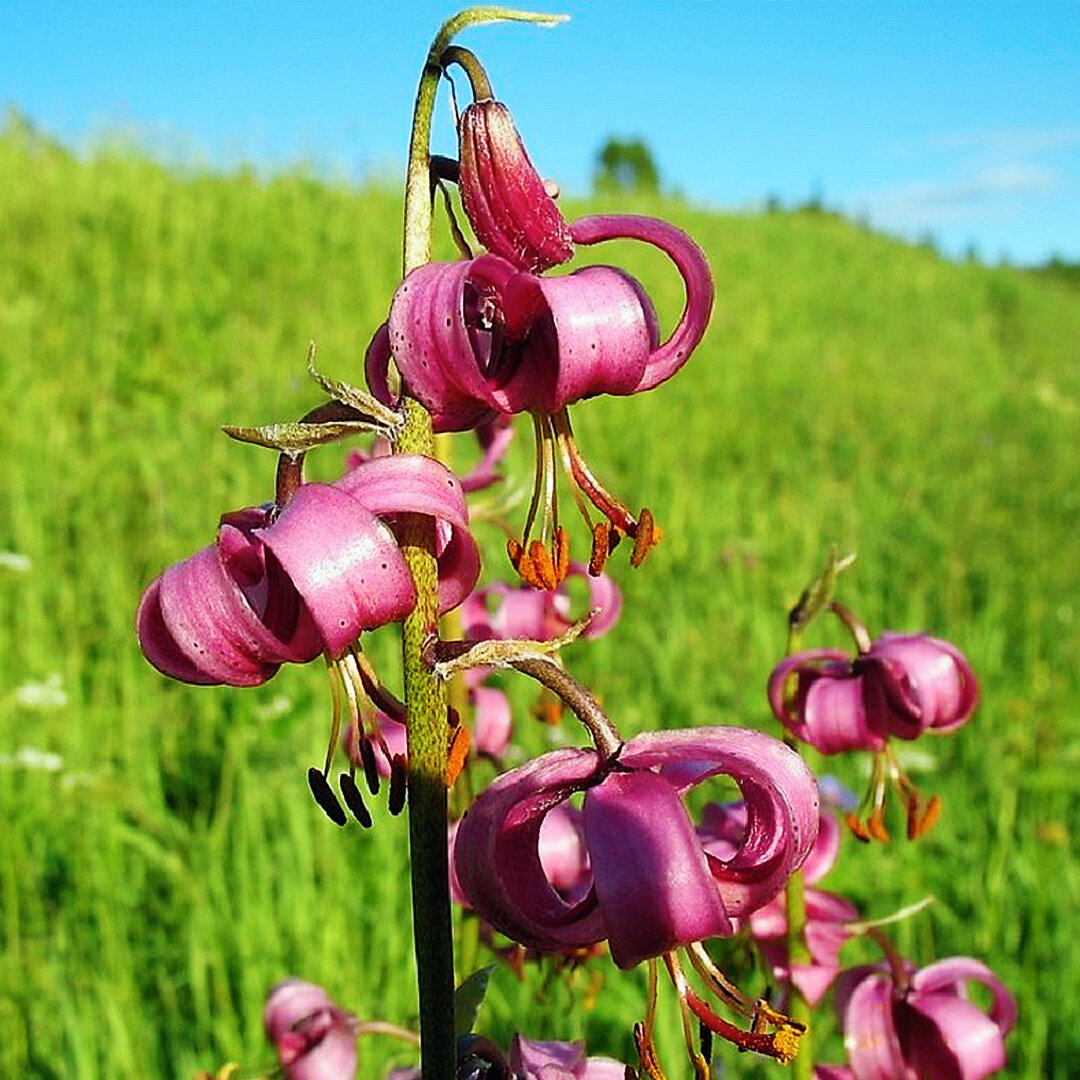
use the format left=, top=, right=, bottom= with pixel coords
left=633, top=1023, right=668, bottom=1080
left=552, top=409, right=639, bottom=536
left=527, top=539, right=559, bottom=590
left=553, top=524, right=570, bottom=582
left=683, top=990, right=804, bottom=1064
left=308, top=767, right=347, bottom=826
left=589, top=522, right=611, bottom=576
left=339, top=772, right=373, bottom=828
left=908, top=793, right=942, bottom=839
left=686, top=942, right=758, bottom=1017
left=388, top=755, right=408, bottom=815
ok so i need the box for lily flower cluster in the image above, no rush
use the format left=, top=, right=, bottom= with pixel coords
left=140, top=15, right=1017, bottom=1080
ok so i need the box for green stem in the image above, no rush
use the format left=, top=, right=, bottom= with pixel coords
left=783, top=866, right=814, bottom=1080
left=397, top=13, right=566, bottom=1080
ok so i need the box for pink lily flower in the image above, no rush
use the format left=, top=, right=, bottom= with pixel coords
left=366, top=214, right=712, bottom=588
left=768, top=632, right=979, bottom=841
left=369, top=217, right=711, bottom=427
left=837, top=957, right=1017, bottom=1080
left=454, top=726, right=817, bottom=969
left=137, top=454, right=479, bottom=688
left=264, top=979, right=357, bottom=1080
left=768, top=633, right=979, bottom=754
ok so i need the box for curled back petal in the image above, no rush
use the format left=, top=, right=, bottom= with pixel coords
left=453, top=748, right=607, bottom=952
left=139, top=543, right=296, bottom=687
left=386, top=260, right=503, bottom=432
left=335, top=455, right=480, bottom=616
left=842, top=972, right=914, bottom=1080
left=910, top=957, right=1017, bottom=1036
left=530, top=265, right=657, bottom=411
left=259, top=484, right=416, bottom=659
left=769, top=651, right=887, bottom=754
left=569, top=214, right=714, bottom=393
left=621, top=727, right=820, bottom=920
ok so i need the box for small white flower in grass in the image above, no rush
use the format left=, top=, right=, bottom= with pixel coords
left=15, top=673, right=68, bottom=709
left=255, top=695, right=293, bottom=720
left=0, top=552, right=31, bottom=572
left=0, top=747, right=64, bottom=771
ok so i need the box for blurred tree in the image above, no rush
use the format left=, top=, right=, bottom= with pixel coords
left=594, top=137, right=660, bottom=195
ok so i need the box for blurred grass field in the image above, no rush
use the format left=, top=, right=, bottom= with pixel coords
left=1, top=113, right=1079, bottom=1079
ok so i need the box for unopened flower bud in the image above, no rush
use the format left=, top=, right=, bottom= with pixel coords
left=459, top=100, right=574, bottom=273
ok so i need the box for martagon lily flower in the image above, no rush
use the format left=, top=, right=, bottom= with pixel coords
left=137, top=454, right=480, bottom=823
left=454, top=726, right=819, bottom=1065
left=833, top=956, right=1017, bottom=1080
left=366, top=216, right=713, bottom=589
left=768, top=630, right=979, bottom=841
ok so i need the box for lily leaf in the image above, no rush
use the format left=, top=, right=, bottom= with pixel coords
left=222, top=420, right=390, bottom=454
left=454, top=966, right=495, bottom=1036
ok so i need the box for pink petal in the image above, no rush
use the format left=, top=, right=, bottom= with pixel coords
left=530, top=265, right=655, bottom=411
left=259, top=484, right=416, bottom=658
left=621, top=728, right=820, bottom=918
left=866, top=633, right=980, bottom=738
left=264, top=979, right=357, bottom=1080
left=472, top=685, right=513, bottom=758
left=453, top=748, right=607, bottom=952
left=842, top=972, right=915, bottom=1080
left=569, top=214, right=714, bottom=393
left=585, top=769, right=732, bottom=968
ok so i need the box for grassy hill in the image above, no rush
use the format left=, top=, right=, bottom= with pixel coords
left=1, top=115, right=1078, bottom=1079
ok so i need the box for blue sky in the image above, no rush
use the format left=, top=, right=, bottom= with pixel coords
left=3, top=1, right=1078, bottom=265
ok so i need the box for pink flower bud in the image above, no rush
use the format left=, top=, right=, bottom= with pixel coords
left=458, top=100, right=574, bottom=273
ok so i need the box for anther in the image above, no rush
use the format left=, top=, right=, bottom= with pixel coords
left=339, top=772, right=373, bottom=828
left=589, top=522, right=611, bottom=576
left=553, top=525, right=571, bottom=583
left=446, top=709, right=471, bottom=787
left=846, top=812, right=872, bottom=843
left=528, top=539, right=559, bottom=590
left=388, top=754, right=408, bottom=815
left=698, top=1021, right=712, bottom=1065
left=308, top=766, right=347, bottom=826
left=868, top=808, right=891, bottom=843
left=359, top=736, right=381, bottom=796
left=909, top=793, right=942, bottom=839
left=633, top=1022, right=668, bottom=1080
left=630, top=508, right=662, bottom=568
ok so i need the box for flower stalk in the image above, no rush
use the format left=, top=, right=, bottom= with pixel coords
left=397, top=12, right=567, bottom=1080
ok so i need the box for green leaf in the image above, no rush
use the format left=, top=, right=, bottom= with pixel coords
left=454, top=966, right=495, bottom=1036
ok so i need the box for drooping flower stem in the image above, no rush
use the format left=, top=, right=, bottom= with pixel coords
left=398, top=13, right=567, bottom=1080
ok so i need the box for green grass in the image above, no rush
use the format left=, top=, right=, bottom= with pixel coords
left=2, top=114, right=1079, bottom=1079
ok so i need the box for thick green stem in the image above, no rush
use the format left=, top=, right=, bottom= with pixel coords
left=784, top=866, right=814, bottom=1080
left=397, top=12, right=566, bottom=1080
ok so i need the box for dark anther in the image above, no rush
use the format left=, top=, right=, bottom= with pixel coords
left=308, top=766, right=346, bottom=826
left=388, top=754, right=409, bottom=816
left=340, top=772, right=373, bottom=828
left=359, top=737, right=381, bottom=796
left=698, top=1019, right=713, bottom=1064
